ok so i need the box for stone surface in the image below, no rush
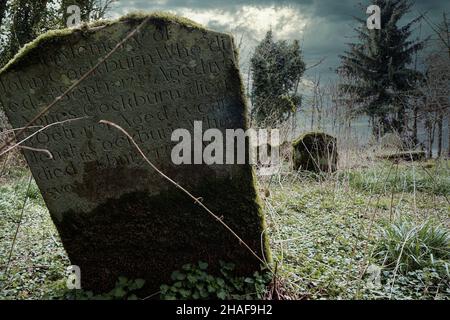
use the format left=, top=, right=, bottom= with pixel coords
left=377, top=150, right=426, bottom=162
left=292, top=132, right=338, bottom=173
left=0, top=13, right=269, bottom=293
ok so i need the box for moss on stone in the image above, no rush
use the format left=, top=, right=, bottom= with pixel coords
left=0, top=11, right=210, bottom=75
left=377, top=150, right=426, bottom=162
left=0, top=28, right=74, bottom=74
left=226, top=34, right=271, bottom=263
left=292, top=132, right=338, bottom=173
left=226, top=35, right=272, bottom=266
left=59, top=169, right=270, bottom=294
left=118, top=11, right=205, bottom=30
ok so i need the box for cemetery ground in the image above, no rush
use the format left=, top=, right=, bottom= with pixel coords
left=0, top=150, right=448, bottom=300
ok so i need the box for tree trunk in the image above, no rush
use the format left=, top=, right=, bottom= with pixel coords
left=426, top=120, right=434, bottom=159
left=447, top=113, right=450, bottom=158
left=397, top=107, right=405, bottom=134
left=437, top=113, right=443, bottom=157
left=371, top=116, right=379, bottom=139
left=317, top=105, right=322, bottom=130
left=8, top=0, right=49, bottom=56
left=412, top=106, right=418, bottom=146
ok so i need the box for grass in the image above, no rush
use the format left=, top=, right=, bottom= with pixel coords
left=374, top=219, right=449, bottom=274
left=0, top=158, right=449, bottom=300
left=342, top=160, right=450, bottom=196
left=261, top=160, right=449, bottom=300
left=0, top=168, right=69, bottom=299
left=264, top=180, right=371, bottom=299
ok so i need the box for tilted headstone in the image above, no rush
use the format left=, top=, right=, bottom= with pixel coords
left=292, top=132, right=338, bottom=173
left=0, top=13, right=269, bottom=293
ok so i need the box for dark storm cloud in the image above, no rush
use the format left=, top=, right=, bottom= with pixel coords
left=114, top=0, right=448, bottom=19
left=110, top=0, right=450, bottom=79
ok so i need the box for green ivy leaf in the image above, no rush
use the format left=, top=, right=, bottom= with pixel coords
left=179, top=289, right=191, bottom=298
left=134, top=279, right=145, bottom=289
left=182, top=264, right=193, bottom=271
left=172, top=271, right=186, bottom=281
left=113, top=287, right=126, bottom=298
left=207, top=285, right=216, bottom=293
left=217, top=290, right=227, bottom=300
left=244, top=277, right=255, bottom=284
left=216, top=278, right=225, bottom=287
left=160, top=284, right=170, bottom=294
left=173, top=282, right=183, bottom=288
left=187, top=274, right=197, bottom=283
left=117, top=277, right=128, bottom=286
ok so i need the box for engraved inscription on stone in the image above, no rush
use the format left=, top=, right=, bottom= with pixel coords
left=0, top=14, right=269, bottom=293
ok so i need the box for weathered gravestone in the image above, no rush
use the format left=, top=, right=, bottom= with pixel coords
left=0, top=13, right=269, bottom=293
left=292, top=132, right=338, bottom=173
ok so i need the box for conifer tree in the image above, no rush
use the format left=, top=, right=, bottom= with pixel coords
left=250, top=30, right=305, bottom=126
left=339, top=0, right=425, bottom=136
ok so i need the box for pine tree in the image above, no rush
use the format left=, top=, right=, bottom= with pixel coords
left=339, top=0, right=425, bottom=137
left=250, top=30, right=305, bottom=126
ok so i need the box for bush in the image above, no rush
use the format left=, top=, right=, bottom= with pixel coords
left=374, top=219, right=449, bottom=276
left=292, top=132, right=338, bottom=173
left=160, top=261, right=270, bottom=300
left=56, top=277, right=145, bottom=300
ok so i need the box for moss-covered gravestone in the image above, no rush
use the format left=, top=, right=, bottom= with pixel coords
left=292, top=132, right=338, bottom=173
left=0, top=13, right=269, bottom=293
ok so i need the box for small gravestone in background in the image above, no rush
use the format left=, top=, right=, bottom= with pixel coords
left=0, top=13, right=269, bottom=293
left=377, top=133, right=425, bottom=162
left=292, top=132, right=338, bottom=173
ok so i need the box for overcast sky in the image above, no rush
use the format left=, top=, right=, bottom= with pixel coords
left=108, top=0, right=450, bottom=82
